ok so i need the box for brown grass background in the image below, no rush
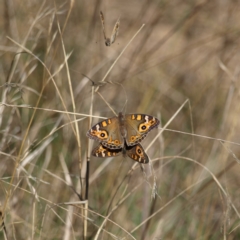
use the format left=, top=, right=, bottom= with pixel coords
left=1, top=0, right=240, bottom=239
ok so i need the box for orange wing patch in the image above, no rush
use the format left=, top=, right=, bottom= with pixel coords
left=101, top=121, right=108, bottom=127
left=138, top=117, right=158, bottom=133
left=90, top=129, right=108, bottom=140
left=136, top=115, right=142, bottom=120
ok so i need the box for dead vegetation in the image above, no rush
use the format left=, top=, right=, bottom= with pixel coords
left=0, top=0, right=240, bottom=239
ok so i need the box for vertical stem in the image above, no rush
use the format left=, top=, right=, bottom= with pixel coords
left=84, top=85, right=94, bottom=239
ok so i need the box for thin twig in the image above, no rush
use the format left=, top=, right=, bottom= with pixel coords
left=95, top=24, right=145, bottom=92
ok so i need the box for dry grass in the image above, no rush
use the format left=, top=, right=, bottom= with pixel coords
left=1, top=0, right=240, bottom=239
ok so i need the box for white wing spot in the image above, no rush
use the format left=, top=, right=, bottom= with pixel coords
left=96, top=124, right=100, bottom=131
left=145, top=116, right=149, bottom=122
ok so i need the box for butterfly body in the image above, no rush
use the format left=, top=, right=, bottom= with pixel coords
left=87, top=112, right=160, bottom=149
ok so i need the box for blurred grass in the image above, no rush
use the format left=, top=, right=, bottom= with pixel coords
left=1, top=0, right=240, bottom=239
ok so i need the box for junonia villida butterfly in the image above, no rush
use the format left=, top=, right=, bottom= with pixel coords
left=87, top=112, right=159, bottom=163
left=92, top=143, right=149, bottom=163
left=100, top=11, right=120, bottom=46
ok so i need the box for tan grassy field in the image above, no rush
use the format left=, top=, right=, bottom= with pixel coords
left=0, top=0, right=240, bottom=239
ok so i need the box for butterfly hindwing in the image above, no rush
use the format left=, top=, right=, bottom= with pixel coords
left=126, top=144, right=149, bottom=164
left=92, top=144, right=122, bottom=158
left=92, top=143, right=149, bottom=164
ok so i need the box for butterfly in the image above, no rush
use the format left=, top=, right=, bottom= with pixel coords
left=92, top=143, right=149, bottom=163
left=100, top=11, right=120, bottom=46
left=87, top=112, right=160, bottom=149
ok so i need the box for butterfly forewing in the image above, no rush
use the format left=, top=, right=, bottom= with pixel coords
left=125, top=114, right=160, bottom=146
left=86, top=116, right=124, bottom=149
